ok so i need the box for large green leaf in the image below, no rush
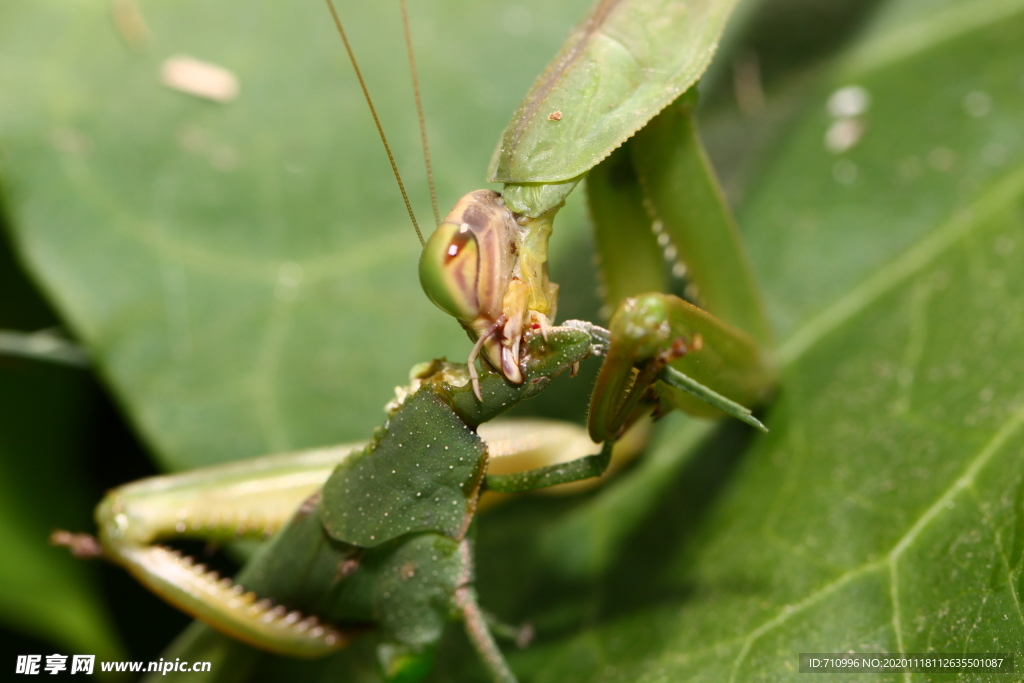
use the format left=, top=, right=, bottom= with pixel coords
left=3, top=0, right=1024, bottom=681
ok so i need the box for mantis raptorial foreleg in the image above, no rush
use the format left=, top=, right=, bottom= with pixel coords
left=80, top=447, right=359, bottom=656
left=584, top=97, right=777, bottom=440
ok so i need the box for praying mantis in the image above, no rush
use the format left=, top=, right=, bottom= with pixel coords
left=53, top=0, right=778, bottom=681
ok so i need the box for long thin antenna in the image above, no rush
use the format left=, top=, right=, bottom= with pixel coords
left=400, top=0, right=440, bottom=227
left=325, top=0, right=425, bottom=247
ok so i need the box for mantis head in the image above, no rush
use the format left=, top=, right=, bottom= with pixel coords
left=419, top=189, right=557, bottom=390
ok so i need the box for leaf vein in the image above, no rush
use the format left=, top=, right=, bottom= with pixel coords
left=887, top=403, right=1024, bottom=561
left=966, top=485, right=1024, bottom=630
left=728, top=401, right=1024, bottom=676
left=778, top=164, right=1024, bottom=367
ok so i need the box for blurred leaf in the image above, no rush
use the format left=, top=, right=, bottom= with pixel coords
left=744, top=0, right=1024, bottom=339
left=0, top=366, right=124, bottom=664
left=0, top=225, right=122, bottom=661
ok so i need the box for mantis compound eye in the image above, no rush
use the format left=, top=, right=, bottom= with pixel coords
left=419, top=219, right=481, bottom=321
left=418, top=189, right=517, bottom=327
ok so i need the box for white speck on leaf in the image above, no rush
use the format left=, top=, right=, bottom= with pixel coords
left=161, top=55, right=240, bottom=103
left=827, top=85, right=870, bottom=118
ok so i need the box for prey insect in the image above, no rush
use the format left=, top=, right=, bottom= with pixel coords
left=56, top=0, right=776, bottom=681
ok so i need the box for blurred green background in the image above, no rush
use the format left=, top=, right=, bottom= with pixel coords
left=1, top=0, right=1023, bottom=680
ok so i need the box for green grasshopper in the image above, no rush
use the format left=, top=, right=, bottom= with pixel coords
left=56, top=0, right=776, bottom=681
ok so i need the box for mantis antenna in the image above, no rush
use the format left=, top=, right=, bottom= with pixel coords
left=324, top=0, right=426, bottom=247
left=400, top=0, right=440, bottom=228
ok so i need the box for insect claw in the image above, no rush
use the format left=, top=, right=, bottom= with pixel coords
left=470, top=370, right=483, bottom=401
left=466, top=316, right=503, bottom=402
left=50, top=530, right=105, bottom=559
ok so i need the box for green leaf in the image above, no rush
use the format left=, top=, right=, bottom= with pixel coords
left=0, top=229, right=122, bottom=662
